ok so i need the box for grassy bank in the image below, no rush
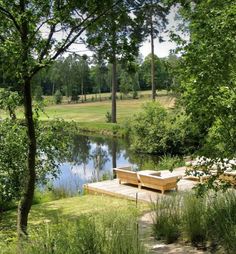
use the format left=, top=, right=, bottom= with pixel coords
left=0, top=91, right=175, bottom=136
left=0, top=194, right=149, bottom=243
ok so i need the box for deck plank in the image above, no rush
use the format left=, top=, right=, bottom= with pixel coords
left=84, top=177, right=197, bottom=203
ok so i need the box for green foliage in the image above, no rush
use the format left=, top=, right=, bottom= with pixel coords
left=2, top=210, right=146, bottom=254
left=130, top=102, right=198, bottom=155
left=0, top=120, right=26, bottom=208
left=54, top=90, right=63, bottom=104
left=176, top=0, right=236, bottom=158
left=152, top=195, right=181, bottom=244
left=34, top=86, right=43, bottom=102
left=0, top=120, right=77, bottom=210
left=139, top=54, right=173, bottom=90
left=182, top=195, right=207, bottom=245
left=206, top=191, right=236, bottom=254
left=155, top=155, right=185, bottom=171
left=119, top=67, right=140, bottom=96
left=0, top=89, right=21, bottom=119
left=71, top=90, right=79, bottom=103
left=132, top=90, right=139, bottom=99
left=152, top=191, right=236, bottom=253
left=105, top=111, right=112, bottom=123
left=85, top=2, right=141, bottom=65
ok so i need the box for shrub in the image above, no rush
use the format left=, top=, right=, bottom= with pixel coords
left=54, top=90, right=63, bottom=104
left=152, top=195, right=182, bottom=244
left=132, top=90, right=139, bottom=99
left=130, top=102, right=197, bottom=155
left=131, top=102, right=167, bottom=154
left=71, top=92, right=79, bottom=103
left=155, top=155, right=185, bottom=171
left=34, top=86, right=43, bottom=102
left=105, top=111, right=112, bottom=123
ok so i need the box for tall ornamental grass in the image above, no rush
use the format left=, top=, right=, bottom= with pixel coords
left=152, top=191, right=236, bottom=254
left=181, top=194, right=207, bottom=246
left=206, top=191, right=236, bottom=253
left=1, top=210, right=146, bottom=254
left=152, top=195, right=182, bottom=244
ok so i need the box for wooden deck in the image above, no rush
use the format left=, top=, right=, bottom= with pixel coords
left=84, top=167, right=198, bottom=203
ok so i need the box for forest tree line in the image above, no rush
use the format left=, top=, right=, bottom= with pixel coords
left=12, top=53, right=178, bottom=102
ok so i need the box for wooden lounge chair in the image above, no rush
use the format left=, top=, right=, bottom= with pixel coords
left=138, top=172, right=178, bottom=194
left=113, top=167, right=139, bottom=186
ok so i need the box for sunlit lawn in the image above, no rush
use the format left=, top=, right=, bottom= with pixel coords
left=40, top=95, right=175, bottom=122
left=0, top=91, right=175, bottom=123
left=0, top=194, right=149, bottom=241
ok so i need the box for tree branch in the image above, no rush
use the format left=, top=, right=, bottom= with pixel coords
left=0, top=5, right=21, bottom=34
left=30, top=0, right=123, bottom=78
left=28, top=17, right=54, bottom=44
left=38, top=24, right=56, bottom=62
left=51, top=0, right=122, bottom=60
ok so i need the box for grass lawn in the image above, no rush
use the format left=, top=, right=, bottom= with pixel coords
left=3, top=91, right=175, bottom=122
left=39, top=95, right=175, bottom=122
left=0, top=91, right=175, bottom=135
left=0, top=194, right=149, bottom=242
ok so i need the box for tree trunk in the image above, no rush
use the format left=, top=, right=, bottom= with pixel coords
left=150, top=15, right=156, bottom=101
left=81, top=78, right=84, bottom=103
left=99, top=86, right=102, bottom=101
left=112, top=141, right=117, bottom=169
left=17, top=0, right=37, bottom=238
left=52, top=81, right=55, bottom=95
left=111, top=56, right=117, bottom=123
left=17, top=78, right=36, bottom=238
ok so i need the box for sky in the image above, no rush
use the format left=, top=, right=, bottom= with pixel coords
left=140, top=36, right=177, bottom=58
left=64, top=6, right=181, bottom=60
left=67, top=36, right=177, bottom=59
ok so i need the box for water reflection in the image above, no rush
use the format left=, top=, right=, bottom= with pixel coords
left=53, top=135, right=159, bottom=193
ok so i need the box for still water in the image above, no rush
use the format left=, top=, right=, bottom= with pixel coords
left=53, top=135, right=159, bottom=193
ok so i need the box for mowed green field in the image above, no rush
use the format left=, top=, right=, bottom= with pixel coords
left=0, top=91, right=176, bottom=124
left=39, top=95, right=175, bottom=123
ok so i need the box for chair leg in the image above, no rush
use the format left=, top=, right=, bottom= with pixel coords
left=161, top=189, right=165, bottom=195
left=119, top=179, right=121, bottom=184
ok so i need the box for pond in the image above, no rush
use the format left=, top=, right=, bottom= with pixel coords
left=52, top=134, right=160, bottom=193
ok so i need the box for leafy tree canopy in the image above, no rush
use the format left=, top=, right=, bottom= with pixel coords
left=176, top=0, right=236, bottom=157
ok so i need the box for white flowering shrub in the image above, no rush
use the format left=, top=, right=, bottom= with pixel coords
left=186, top=157, right=236, bottom=196
left=192, top=157, right=236, bottom=171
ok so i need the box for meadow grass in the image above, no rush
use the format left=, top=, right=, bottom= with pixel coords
left=0, top=91, right=175, bottom=136
left=39, top=95, right=175, bottom=122
left=0, top=194, right=149, bottom=243
left=1, top=93, right=175, bottom=123
left=1, top=209, right=147, bottom=254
